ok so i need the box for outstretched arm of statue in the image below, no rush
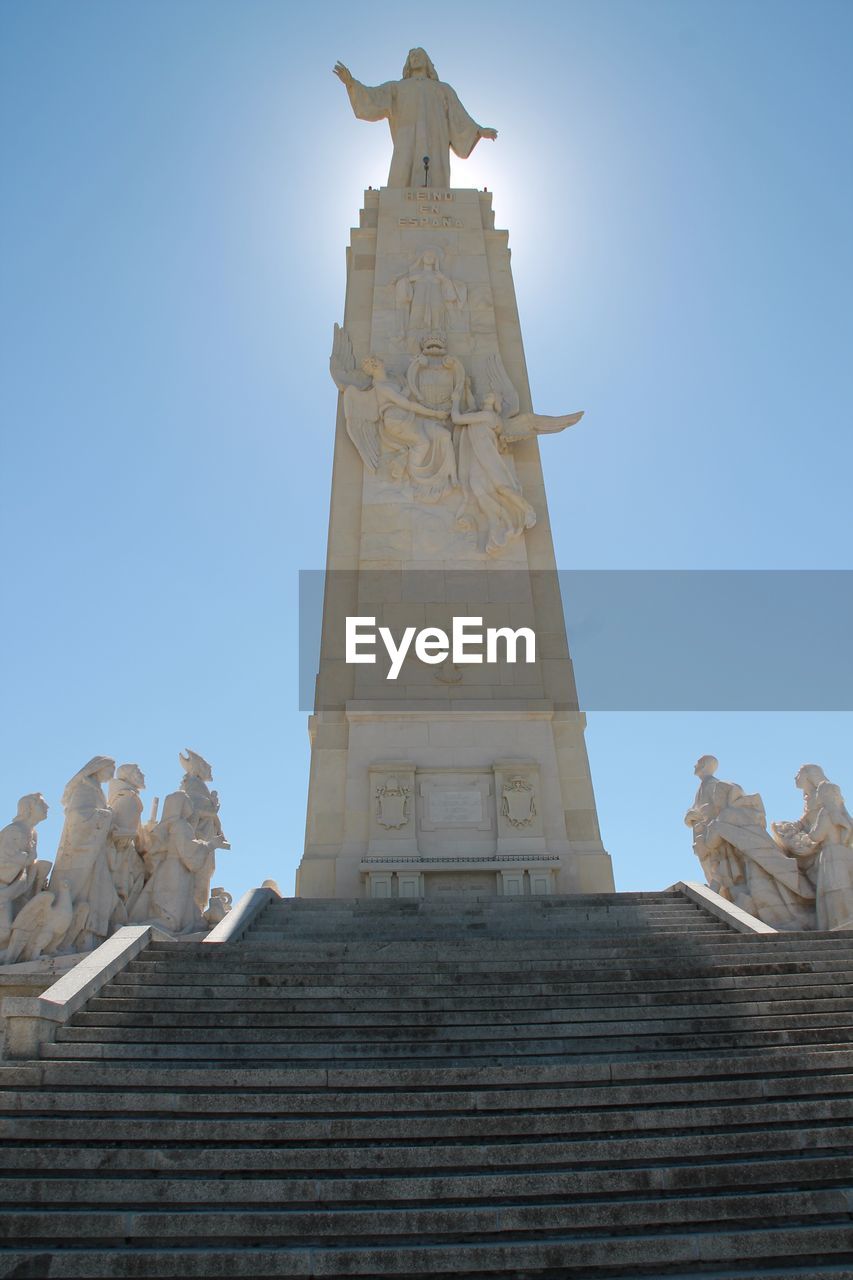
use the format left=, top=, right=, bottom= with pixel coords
left=333, top=63, right=392, bottom=123
left=410, top=400, right=450, bottom=422
left=478, top=127, right=498, bottom=141
left=451, top=403, right=491, bottom=427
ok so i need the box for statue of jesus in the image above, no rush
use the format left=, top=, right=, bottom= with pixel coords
left=333, top=48, right=497, bottom=189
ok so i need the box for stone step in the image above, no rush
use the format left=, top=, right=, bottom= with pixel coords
left=256, top=892, right=687, bottom=909
left=128, top=948, right=807, bottom=977
left=105, top=956, right=853, bottom=985
left=136, top=930, right=850, bottom=947
left=54, top=1008, right=853, bottom=1042
left=4, top=1051, right=853, bottom=1094
left=4, top=1185, right=853, bottom=1243
left=72, top=994, right=853, bottom=1028
left=250, top=934, right=741, bottom=947
left=80, top=981, right=853, bottom=1015
left=204, top=906, right=723, bottom=922
left=6, top=1080, right=850, bottom=1121
left=104, top=972, right=850, bottom=1003
left=230, top=898, right=710, bottom=912
left=247, top=934, right=843, bottom=948
left=101, top=973, right=853, bottom=1001
left=129, top=952, right=795, bottom=976
left=3, top=1094, right=853, bottom=1144
left=89, top=971, right=853, bottom=1003
left=0, top=1153, right=848, bottom=1197
left=13, top=1044, right=852, bottom=1082
left=257, top=899, right=702, bottom=908
left=233, top=928, right=797, bottom=948
left=2, top=1122, right=851, bottom=1172
left=251, top=903, right=720, bottom=919
left=248, top=927, right=734, bottom=942
left=7, top=1046, right=853, bottom=1085
left=246, top=907, right=725, bottom=928
left=257, top=913, right=711, bottom=923
left=0, top=1222, right=851, bottom=1277
left=259, top=899, right=691, bottom=908
left=127, top=957, right=798, bottom=981
left=147, top=927, right=741, bottom=954
left=251, top=925, right=724, bottom=936
left=136, top=935, right=853, bottom=956
left=125, top=951, right=801, bottom=973
left=4, top=1075, right=853, bottom=1115
left=245, top=920, right=729, bottom=938
left=38, top=1026, right=853, bottom=1063
left=149, top=1047, right=853, bottom=1085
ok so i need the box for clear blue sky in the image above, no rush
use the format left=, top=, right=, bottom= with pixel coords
left=2, top=0, right=851, bottom=900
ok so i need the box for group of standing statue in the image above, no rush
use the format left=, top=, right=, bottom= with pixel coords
left=686, top=757, right=853, bottom=931
left=0, top=751, right=232, bottom=965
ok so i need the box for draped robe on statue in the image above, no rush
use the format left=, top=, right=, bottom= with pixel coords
left=345, top=75, right=483, bottom=188
left=455, top=409, right=537, bottom=553
left=53, top=770, right=119, bottom=943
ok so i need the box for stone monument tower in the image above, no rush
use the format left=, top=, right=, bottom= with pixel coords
left=297, top=49, right=613, bottom=899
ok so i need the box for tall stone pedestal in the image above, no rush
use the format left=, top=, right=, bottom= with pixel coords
left=297, top=187, right=613, bottom=899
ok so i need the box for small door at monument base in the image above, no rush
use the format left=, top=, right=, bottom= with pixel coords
left=530, top=874, right=552, bottom=896
left=398, top=875, right=421, bottom=898
left=503, top=875, right=524, bottom=896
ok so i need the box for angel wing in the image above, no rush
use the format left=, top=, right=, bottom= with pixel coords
left=499, top=410, right=584, bottom=445
left=342, top=384, right=381, bottom=473
left=476, top=352, right=520, bottom=419
left=329, top=323, right=371, bottom=392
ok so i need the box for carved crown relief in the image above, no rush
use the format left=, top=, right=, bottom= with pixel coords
left=406, top=333, right=466, bottom=412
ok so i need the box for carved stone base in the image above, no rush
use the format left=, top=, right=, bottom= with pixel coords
left=361, top=856, right=560, bottom=899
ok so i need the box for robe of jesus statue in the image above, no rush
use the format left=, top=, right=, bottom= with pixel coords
left=335, top=49, right=496, bottom=189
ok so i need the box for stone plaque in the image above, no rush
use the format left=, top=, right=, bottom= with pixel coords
left=428, top=789, right=484, bottom=825
left=429, top=876, right=495, bottom=896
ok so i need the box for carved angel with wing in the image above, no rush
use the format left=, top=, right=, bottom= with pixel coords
left=330, top=325, right=457, bottom=502
left=451, top=354, right=584, bottom=554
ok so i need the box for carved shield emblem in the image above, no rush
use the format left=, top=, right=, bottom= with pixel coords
left=501, top=778, right=536, bottom=828
left=376, top=779, right=410, bottom=830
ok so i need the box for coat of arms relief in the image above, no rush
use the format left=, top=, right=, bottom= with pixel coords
left=501, top=777, right=537, bottom=829
left=375, top=777, right=411, bottom=830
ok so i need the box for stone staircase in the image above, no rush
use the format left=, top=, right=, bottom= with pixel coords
left=1, top=888, right=853, bottom=1276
